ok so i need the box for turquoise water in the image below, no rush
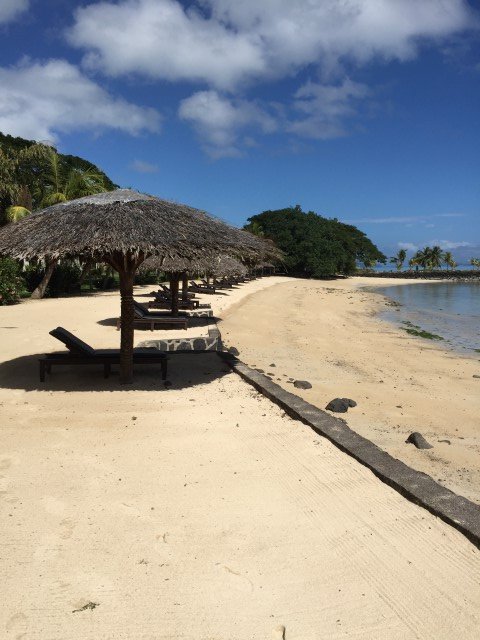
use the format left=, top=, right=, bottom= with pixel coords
left=373, top=282, right=480, bottom=353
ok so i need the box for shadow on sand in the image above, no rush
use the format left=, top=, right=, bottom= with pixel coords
left=97, top=316, right=218, bottom=329
left=0, top=351, right=230, bottom=393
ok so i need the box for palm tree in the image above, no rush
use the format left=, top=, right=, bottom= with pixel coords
left=443, top=251, right=457, bottom=270
left=30, top=149, right=108, bottom=298
left=411, top=248, right=430, bottom=270
left=390, top=248, right=407, bottom=271
left=429, top=245, right=444, bottom=270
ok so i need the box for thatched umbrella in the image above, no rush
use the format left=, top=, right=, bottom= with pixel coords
left=0, top=189, right=267, bottom=383
left=142, top=253, right=248, bottom=308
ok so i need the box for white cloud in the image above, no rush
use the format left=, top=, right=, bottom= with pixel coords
left=66, top=0, right=476, bottom=154
left=68, top=0, right=266, bottom=90
left=430, top=240, right=473, bottom=250
left=352, top=213, right=466, bottom=224
left=0, top=0, right=29, bottom=25
left=398, top=240, right=473, bottom=252
left=68, top=0, right=475, bottom=90
left=179, top=91, right=276, bottom=157
left=288, top=78, right=369, bottom=138
left=0, top=58, right=161, bottom=141
left=398, top=242, right=418, bottom=251
left=131, top=159, right=159, bottom=173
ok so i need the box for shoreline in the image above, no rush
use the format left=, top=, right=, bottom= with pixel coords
left=361, top=278, right=479, bottom=355
left=220, top=276, right=480, bottom=504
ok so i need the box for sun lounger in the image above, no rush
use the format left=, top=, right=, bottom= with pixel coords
left=116, top=301, right=188, bottom=330
left=149, top=292, right=200, bottom=310
left=189, top=281, right=217, bottom=294
left=39, top=327, right=168, bottom=381
left=159, top=284, right=196, bottom=299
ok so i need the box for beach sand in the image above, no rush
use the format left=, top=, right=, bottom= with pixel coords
left=221, top=276, right=480, bottom=504
left=0, top=278, right=479, bottom=638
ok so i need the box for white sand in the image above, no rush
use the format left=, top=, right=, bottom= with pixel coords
left=221, top=277, right=480, bottom=504
left=1, top=279, right=479, bottom=639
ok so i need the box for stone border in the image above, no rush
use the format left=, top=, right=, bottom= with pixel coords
left=138, top=322, right=222, bottom=352
left=219, top=352, right=480, bottom=548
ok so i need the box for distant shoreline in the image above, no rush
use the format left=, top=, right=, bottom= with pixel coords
left=356, top=269, right=480, bottom=281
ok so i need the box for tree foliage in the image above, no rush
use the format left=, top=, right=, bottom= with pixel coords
left=0, top=132, right=117, bottom=223
left=390, top=248, right=407, bottom=271
left=244, top=206, right=385, bottom=277
left=0, top=257, right=25, bottom=305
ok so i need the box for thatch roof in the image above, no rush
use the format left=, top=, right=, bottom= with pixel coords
left=141, top=254, right=248, bottom=277
left=0, top=189, right=268, bottom=262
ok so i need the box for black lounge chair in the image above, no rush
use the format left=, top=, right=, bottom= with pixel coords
left=39, top=327, right=168, bottom=381
left=149, top=292, right=200, bottom=310
left=116, top=301, right=188, bottom=330
left=189, top=281, right=217, bottom=294
left=159, top=284, right=196, bottom=299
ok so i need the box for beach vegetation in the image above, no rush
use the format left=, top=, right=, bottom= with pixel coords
left=403, top=326, right=444, bottom=341
left=0, top=257, right=26, bottom=305
left=244, top=206, right=385, bottom=277
left=443, top=251, right=457, bottom=270
left=410, top=245, right=445, bottom=270
left=390, top=249, right=407, bottom=271
left=470, top=258, right=480, bottom=269
left=0, top=131, right=117, bottom=299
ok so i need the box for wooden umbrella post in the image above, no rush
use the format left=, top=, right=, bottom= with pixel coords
left=109, top=253, right=138, bottom=384
left=181, top=274, right=189, bottom=301
left=170, top=273, right=180, bottom=316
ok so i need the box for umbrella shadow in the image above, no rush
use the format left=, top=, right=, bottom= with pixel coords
left=97, top=316, right=218, bottom=329
left=0, top=351, right=231, bottom=392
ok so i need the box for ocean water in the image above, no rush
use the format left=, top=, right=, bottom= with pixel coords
left=372, top=282, right=480, bottom=353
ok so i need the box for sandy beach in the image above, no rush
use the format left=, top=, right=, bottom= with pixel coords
left=221, top=276, right=480, bottom=504
left=1, top=278, right=479, bottom=638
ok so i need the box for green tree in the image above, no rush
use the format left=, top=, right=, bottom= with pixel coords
left=390, top=248, right=407, bottom=271
left=244, top=206, right=385, bottom=278
left=429, top=245, right=444, bottom=270
left=443, top=251, right=457, bottom=270
left=470, top=258, right=480, bottom=270
left=0, top=134, right=115, bottom=298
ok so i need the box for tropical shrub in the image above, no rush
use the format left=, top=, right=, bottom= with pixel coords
left=0, top=257, right=25, bottom=304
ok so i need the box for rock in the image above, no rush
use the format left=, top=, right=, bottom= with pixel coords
left=325, top=397, right=357, bottom=412
left=294, top=380, right=312, bottom=389
left=255, top=368, right=265, bottom=374
left=269, top=363, right=276, bottom=367
left=438, top=439, right=451, bottom=445
left=228, top=346, right=239, bottom=356
left=473, top=374, right=480, bottom=379
left=325, top=398, right=349, bottom=413
left=406, top=432, right=433, bottom=449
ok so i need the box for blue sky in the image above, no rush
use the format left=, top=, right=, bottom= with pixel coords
left=0, top=0, right=479, bottom=261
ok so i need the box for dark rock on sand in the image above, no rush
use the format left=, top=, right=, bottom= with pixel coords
left=294, top=380, right=312, bottom=389
left=256, top=368, right=265, bottom=374
left=473, top=374, right=480, bottom=379
left=406, top=432, right=433, bottom=449
left=269, top=363, right=276, bottom=367
left=438, top=439, right=451, bottom=445
left=325, top=398, right=356, bottom=412
left=227, top=346, right=239, bottom=356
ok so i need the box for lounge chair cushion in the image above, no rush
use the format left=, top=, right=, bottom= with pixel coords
left=49, top=327, right=96, bottom=356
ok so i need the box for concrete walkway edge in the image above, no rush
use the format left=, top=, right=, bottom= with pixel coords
left=219, top=352, right=480, bottom=548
